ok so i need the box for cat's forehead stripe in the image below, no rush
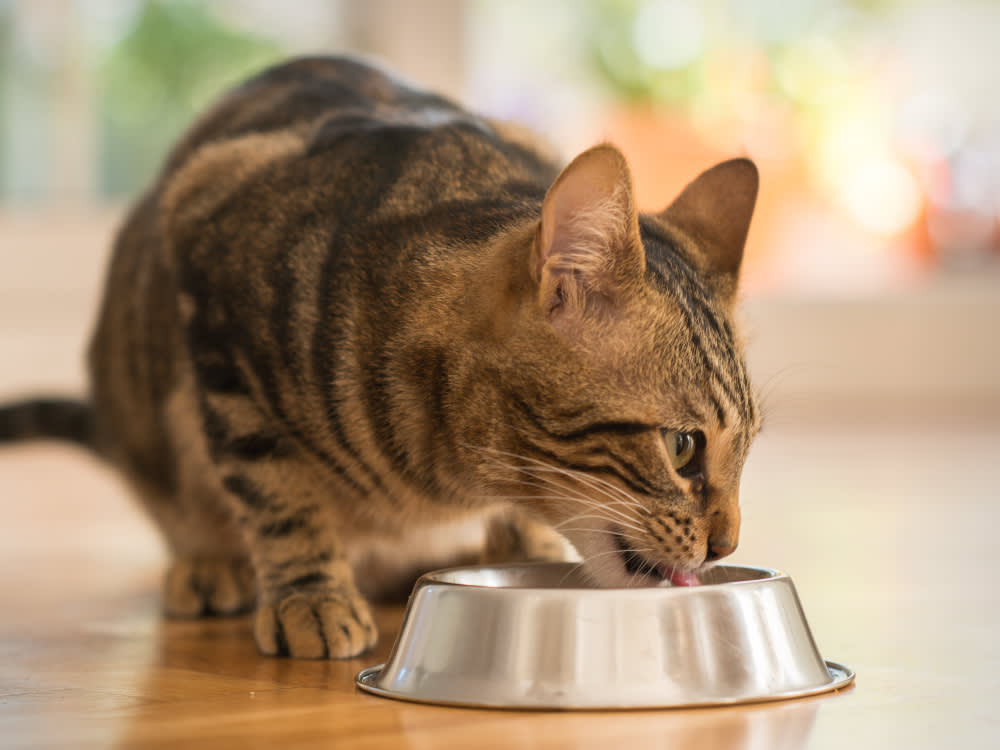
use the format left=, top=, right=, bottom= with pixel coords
left=638, top=219, right=756, bottom=435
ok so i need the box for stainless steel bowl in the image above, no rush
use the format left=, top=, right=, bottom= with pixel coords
left=356, top=563, right=853, bottom=710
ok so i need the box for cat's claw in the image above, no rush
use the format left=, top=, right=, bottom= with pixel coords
left=254, top=589, right=378, bottom=659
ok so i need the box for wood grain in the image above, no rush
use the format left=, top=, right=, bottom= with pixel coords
left=1, top=420, right=997, bottom=749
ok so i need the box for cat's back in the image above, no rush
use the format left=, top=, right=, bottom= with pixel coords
left=154, top=55, right=563, bottom=308
left=91, top=57, right=486, bottom=462
left=164, top=55, right=546, bottom=181
left=90, top=56, right=560, bottom=467
left=152, top=54, right=562, bottom=263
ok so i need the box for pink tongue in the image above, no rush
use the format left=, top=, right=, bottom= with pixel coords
left=668, top=569, right=700, bottom=587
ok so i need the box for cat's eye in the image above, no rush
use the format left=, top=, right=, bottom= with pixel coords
left=663, top=430, right=698, bottom=471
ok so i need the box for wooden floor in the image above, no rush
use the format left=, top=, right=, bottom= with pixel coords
left=1, top=418, right=997, bottom=749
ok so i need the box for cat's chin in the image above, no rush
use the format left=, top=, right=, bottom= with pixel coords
left=613, top=530, right=702, bottom=587
left=562, top=525, right=701, bottom=588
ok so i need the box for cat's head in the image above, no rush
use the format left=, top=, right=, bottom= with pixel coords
left=479, top=144, right=761, bottom=587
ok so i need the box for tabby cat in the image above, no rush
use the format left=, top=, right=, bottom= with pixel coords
left=0, top=56, right=760, bottom=659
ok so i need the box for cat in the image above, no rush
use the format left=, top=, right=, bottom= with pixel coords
left=0, top=56, right=760, bottom=659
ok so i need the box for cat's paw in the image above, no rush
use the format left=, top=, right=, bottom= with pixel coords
left=164, top=557, right=256, bottom=617
left=254, top=588, right=378, bottom=659
left=482, top=512, right=576, bottom=564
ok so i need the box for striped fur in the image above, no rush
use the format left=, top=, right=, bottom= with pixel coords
left=1, top=56, right=761, bottom=659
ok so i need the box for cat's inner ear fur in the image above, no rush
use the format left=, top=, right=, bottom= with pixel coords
left=658, top=158, right=759, bottom=304
left=535, top=144, right=644, bottom=327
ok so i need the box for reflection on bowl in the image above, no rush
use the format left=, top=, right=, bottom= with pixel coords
left=356, top=563, right=853, bottom=710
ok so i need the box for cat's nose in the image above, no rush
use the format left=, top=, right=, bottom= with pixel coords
left=705, top=537, right=737, bottom=562
left=706, top=495, right=740, bottom=562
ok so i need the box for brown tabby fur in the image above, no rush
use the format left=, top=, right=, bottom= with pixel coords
left=0, top=56, right=761, bottom=659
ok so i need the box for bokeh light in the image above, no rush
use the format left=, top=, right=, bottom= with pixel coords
left=0, top=0, right=998, bottom=292
left=838, top=157, right=923, bottom=237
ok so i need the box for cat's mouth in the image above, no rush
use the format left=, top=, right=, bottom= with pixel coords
left=613, top=530, right=700, bottom=587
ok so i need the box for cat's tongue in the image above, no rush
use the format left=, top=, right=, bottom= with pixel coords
left=666, top=568, right=700, bottom=587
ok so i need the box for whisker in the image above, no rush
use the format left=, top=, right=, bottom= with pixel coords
left=490, top=451, right=645, bottom=510
left=464, top=442, right=678, bottom=588
left=627, top=548, right=662, bottom=588
left=472, top=465, right=652, bottom=533
left=552, top=508, right=647, bottom=533
left=552, top=526, right=646, bottom=537
left=583, top=545, right=657, bottom=563
left=508, top=467, right=642, bottom=523
left=557, top=562, right=589, bottom=588
left=493, top=492, right=649, bottom=535
left=479, top=488, right=649, bottom=534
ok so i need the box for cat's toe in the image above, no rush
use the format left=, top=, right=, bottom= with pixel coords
left=164, top=558, right=256, bottom=618
left=254, top=589, right=378, bottom=659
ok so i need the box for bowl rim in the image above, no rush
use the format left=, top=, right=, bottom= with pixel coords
left=413, top=561, right=787, bottom=594
left=355, top=660, right=856, bottom=711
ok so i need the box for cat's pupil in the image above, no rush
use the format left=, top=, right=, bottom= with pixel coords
left=665, top=430, right=697, bottom=470
left=676, top=433, right=689, bottom=455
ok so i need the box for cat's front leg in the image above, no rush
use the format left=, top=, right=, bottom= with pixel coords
left=183, top=383, right=377, bottom=660
left=218, top=465, right=378, bottom=659
left=482, top=509, right=577, bottom=565
left=252, top=556, right=377, bottom=660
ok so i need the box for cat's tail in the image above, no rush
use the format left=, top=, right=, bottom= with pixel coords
left=0, top=397, right=97, bottom=452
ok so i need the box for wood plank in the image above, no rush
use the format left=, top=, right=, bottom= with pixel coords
left=1, top=422, right=997, bottom=748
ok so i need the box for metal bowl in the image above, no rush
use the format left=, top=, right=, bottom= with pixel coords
left=356, top=563, right=853, bottom=710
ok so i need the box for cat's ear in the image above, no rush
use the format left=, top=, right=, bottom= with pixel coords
left=658, top=158, right=758, bottom=304
left=535, top=144, right=643, bottom=327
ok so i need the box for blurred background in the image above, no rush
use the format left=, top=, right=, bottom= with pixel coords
left=1, top=0, right=998, bottom=420
left=2, top=10, right=997, bottom=744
